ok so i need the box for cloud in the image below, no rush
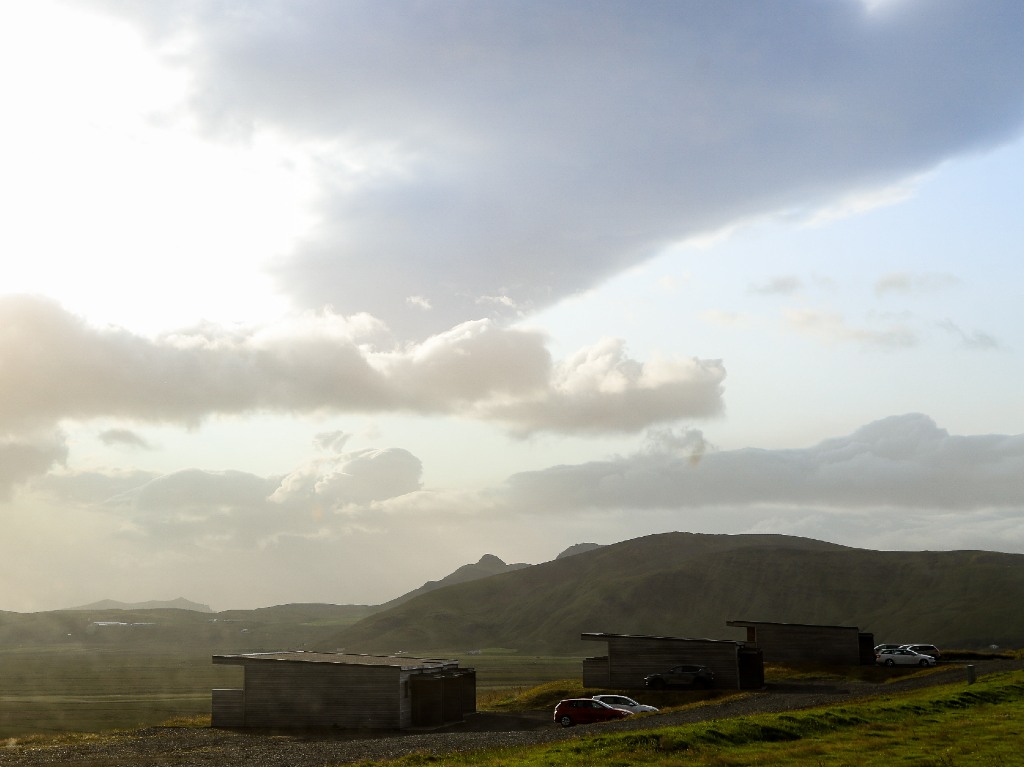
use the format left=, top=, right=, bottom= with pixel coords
left=31, top=468, right=158, bottom=504
left=700, top=309, right=747, bottom=328
left=479, top=339, right=726, bottom=436
left=502, top=414, right=1024, bottom=512
left=0, top=295, right=724, bottom=435
left=34, top=445, right=423, bottom=552
left=406, top=296, right=432, bottom=311
left=84, top=0, right=1024, bottom=337
left=98, top=429, right=153, bottom=450
left=749, top=276, right=803, bottom=296
left=783, top=307, right=917, bottom=347
left=270, top=447, right=423, bottom=509
left=875, top=272, right=961, bottom=296
left=0, top=433, right=68, bottom=499
left=936, top=319, right=1000, bottom=351
left=313, top=430, right=351, bottom=453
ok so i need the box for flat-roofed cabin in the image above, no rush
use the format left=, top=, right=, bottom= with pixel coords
left=212, top=651, right=475, bottom=729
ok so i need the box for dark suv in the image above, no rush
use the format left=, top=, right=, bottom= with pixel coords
left=644, top=664, right=715, bottom=689
left=900, top=644, right=941, bottom=660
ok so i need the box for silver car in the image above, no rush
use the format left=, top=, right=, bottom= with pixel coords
left=591, top=694, right=658, bottom=713
left=876, top=648, right=936, bottom=667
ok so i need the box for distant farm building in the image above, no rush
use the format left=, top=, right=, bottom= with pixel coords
left=211, top=651, right=476, bottom=729
left=726, top=620, right=875, bottom=665
left=581, top=632, right=765, bottom=690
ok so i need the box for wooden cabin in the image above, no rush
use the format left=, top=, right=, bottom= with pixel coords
left=726, top=620, right=875, bottom=665
left=211, top=651, right=476, bottom=729
left=580, top=632, right=764, bottom=690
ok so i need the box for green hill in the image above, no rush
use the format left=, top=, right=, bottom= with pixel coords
left=5, top=532, right=1023, bottom=657
left=381, top=554, right=531, bottom=608
left=327, top=532, right=1024, bottom=655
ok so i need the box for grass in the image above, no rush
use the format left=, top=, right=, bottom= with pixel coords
left=4, top=644, right=1021, bottom=767
left=4, top=661, right=1023, bottom=767
left=0, top=647, right=239, bottom=738
left=0, top=646, right=581, bottom=738
left=451, top=652, right=586, bottom=693
left=349, top=669, right=1024, bottom=767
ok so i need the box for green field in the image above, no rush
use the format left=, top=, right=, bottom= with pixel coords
left=0, top=646, right=582, bottom=738
left=0, top=647, right=240, bottom=737
left=451, top=650, right=584, bottom=691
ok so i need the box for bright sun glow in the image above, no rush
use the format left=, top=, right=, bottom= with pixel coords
left=0, top=2, right=316, bottom=334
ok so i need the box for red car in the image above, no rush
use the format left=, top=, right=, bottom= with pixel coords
left=553, top=698, right=632, bottom=727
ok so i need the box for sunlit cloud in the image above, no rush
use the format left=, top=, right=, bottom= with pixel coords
left=0, top=295, right=724, bottom=436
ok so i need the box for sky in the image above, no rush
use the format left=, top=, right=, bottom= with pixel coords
left=2, top=0, right=1024, bottom=612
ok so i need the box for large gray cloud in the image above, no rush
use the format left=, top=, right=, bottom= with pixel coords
left=0, top=434, right=68, bottom=500
left=503, top=413, right=1024, bottom=511
left=87, top=0, right=1024, bottom=337
left=0, top=295, right=723, bottom=434
left=37, top=446, right=423, bottom=550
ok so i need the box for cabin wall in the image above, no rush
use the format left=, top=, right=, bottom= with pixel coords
left=241, top=662, right=403, bottom=728
left=601, top=637, right=744, bottom=689
left=410, top=671, right=477, bottom=726
left=582, top=656, right=610, bottom=688
left=741, top=623, right=861, bottom=665
left=211, top=688, right=245, bottom=727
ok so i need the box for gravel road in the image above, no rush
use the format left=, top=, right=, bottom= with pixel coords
left=2, top=661, right=1017, bottom=767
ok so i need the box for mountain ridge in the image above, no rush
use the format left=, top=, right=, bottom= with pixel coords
left=19, top=532, right=1023, bottom=658
left=381, top=553, right=532, bottom=607
left=326, top=532, right=1024, bottom=654
left=64, top=597, right=213, bottom=613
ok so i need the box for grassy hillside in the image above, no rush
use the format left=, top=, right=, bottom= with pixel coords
left=381, top=554, right=531, bottom=608
left=328, top=532, right=1024, bottom=654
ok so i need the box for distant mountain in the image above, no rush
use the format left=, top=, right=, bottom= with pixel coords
left=384, top=554, right=531, bottom=607
left=66, top=597, right=213, bottom=613
left=556, top=543, right=604, bottom=559
left=327, top=531, right=1024, bottom=655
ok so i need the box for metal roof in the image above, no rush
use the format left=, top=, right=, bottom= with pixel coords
left=212, top=651, right=460, bottom=670
left=581, top=632, right=744, bottom=645
left=726, top=620, right=862, bottom=631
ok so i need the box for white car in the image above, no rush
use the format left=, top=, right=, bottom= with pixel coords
left=591, top=694, right=658, bottom=713
left=876, top=648, right=936, bottom=667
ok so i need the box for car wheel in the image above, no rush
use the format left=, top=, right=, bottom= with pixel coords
left=885, top=659, right=895, bottom=666
left=919, top=659, right=930, bottom=667
left=559, top=715, right=574, bottom=727
left=648, top=678, right=666, bottom=690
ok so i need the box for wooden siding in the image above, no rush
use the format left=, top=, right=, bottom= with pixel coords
left=458, top=670, right=477, bottom=715
left=242, top=662, right=403, bottom=728
left=411, top=672, right=477, bottom=726
left=727, top=621, right=862, bottom=665
left=211, top=653, right=476, bottom=730
left=411, top=675, right=443, bottom=727
left=582, top=635, right=747, bottom=690
left=582, top=656, right=610, bottom=688
left=858, top=632, right=877, bottom=665
left=211, top=688, right=244, bottom=727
